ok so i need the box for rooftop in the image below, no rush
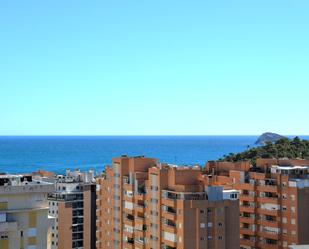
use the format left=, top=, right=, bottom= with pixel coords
left=0, top=174, right=53, bottom=187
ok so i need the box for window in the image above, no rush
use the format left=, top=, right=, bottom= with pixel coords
left=200, top=223, right=206, bottom=228
left=200, top=209, right=205, bottom=214
left=150, top=186, right=158, bottom=191
left=218, top=236, right=223, bottom=240
left=150, top=211, right=158, bottom=216
left=150, top=198, right=158, bottom=204
left=150, top=223, right=158, bottom=228
left=28, top=228, right=37, bottom=237
left=218, top=222, right=223, bottom=227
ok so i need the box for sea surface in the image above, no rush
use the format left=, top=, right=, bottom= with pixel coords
left=0, top=136, right=308, bottom=174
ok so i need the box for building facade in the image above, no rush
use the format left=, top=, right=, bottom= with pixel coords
left=96, top=155, right=240, bottom=249
left=0, top=174, right=54, bottom=249
left=205, top=159, right=309, bottom=249
left=48, top=169, right=96, bottom=249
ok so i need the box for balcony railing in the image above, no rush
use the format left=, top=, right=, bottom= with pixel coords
left=162, top=190, right=207, bottom=200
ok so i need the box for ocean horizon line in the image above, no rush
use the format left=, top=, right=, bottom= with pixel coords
left=0, top=134, right=308, bottom=137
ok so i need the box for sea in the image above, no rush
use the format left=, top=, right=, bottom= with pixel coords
left=0, top=136, right=308, bottom=174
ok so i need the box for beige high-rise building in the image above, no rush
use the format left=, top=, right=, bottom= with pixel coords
left=47, top=169, right=96, bottom=249
left=0, top=174, right=54, bottom=249
left=96, top=155, right=240, bottom=249
left=205, top=158, right=309, bottom=249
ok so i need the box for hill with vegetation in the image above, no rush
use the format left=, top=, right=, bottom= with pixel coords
left=255, top=132, right=286, bottom=145
left=220, top=137, right=309, bottom=166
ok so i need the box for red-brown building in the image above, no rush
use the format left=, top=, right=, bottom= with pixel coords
left=96, top=155, right=240, bottom=249
left=204, top=158, right=309, bottom=249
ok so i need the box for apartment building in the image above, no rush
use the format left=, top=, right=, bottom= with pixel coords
left=96, top=155, right=240, bottom=249
left=0, top=174, right=54, bottom=249
left=205, top=158, right=309, bottom=249
left=48, top=169, right=96, bottom=249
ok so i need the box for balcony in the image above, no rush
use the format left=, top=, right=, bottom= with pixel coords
left=240, top=238, right=256, bottom=247
left=162, top=198, right=176, bottom=208
left=240, top=194, right=255, bottom=202
left=135, top=216, right=145, bottom=226
left=258, top=219, right=279, bottom=228
left=257, top=185, right=278, bottom=193
left=123, top=176, right=131, bottom=184
left=134, top=201, right=145, bottom=212
left=162, top=190, right=207, bottom=201
left=257, top=208, right=280, bottom=216
left=135, top=192, right=146, bottom=200
left=162, top=206, right=176, bottom=220
left=257, top=242, right=279, bottom=249
left=0, top=221, right=18, bottom=232
left=124, top=195, right=133, bottom=202
left=123, top=184, right=134, bottom=192
left=162, top=235, right=177, bottom=248
left=240, top=216, right=255, bottom=224
left=123, top=240, right=134, bottom=249
left=240, top=227, right=256, bottom=236
left=240, top=205, right=255, bottom=213
left=134, top=238, right=145, bottom=248
left=134, top=226, right=146, bottom=238
left=124, top=214, right=134, bottom=226
left=257, top=230, right=279, bottom=240
left=238, top=183, right=255, bottom=191
left=162, top=219, right=176, bottom=234
left=257, top=196, right=279, bottom=205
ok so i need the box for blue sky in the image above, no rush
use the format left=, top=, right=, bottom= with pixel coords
left=1, top=0, right=309, bottom=135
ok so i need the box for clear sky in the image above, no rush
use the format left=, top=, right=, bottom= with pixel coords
left=1, top=0, right=309, bottom=135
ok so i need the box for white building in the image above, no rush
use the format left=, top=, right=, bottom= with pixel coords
left=0, top=174, right=54, bottom=249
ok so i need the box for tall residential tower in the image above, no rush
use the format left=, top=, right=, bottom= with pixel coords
left=96, top=155, right=240, bottom=249
left=48, top=169, right=96, bottom=249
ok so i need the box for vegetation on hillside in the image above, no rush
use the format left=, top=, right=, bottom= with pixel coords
left=220, top=137, right=309, bottom=166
